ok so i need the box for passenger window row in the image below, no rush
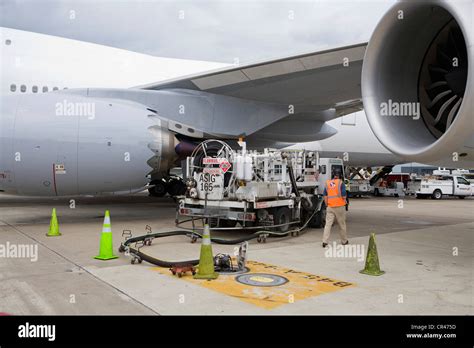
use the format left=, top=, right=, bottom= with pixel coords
left=10, top=84, right=68, bottom=93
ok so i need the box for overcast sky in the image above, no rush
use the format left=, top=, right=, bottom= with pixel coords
left=0, top=0, right=396, bottom=64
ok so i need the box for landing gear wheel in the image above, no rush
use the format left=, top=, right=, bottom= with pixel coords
left=148, top=179, right=167, bottom=197
left=118, top=245, right=125, bottom=253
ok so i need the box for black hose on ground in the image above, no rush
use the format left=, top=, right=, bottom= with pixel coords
left=127, top=246, right=200, bottom=267
left=120, top=205, right=320, bottom=267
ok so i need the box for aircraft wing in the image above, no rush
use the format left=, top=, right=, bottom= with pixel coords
left=137, top=43, right=367, bottom=117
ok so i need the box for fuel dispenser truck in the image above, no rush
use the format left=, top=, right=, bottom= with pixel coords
left=176, top=139, right=345, bottom=240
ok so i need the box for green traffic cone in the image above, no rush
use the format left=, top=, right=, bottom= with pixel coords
left=193, top=224, right=218, bottom=280
left=46, top=208, right=61, bottom=237
left=360, top=233, right=385, bottom=276
left=94, top=210, right=118, bottom=260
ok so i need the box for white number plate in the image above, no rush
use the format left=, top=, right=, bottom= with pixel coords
left=195, top=172, right=224, bottom=200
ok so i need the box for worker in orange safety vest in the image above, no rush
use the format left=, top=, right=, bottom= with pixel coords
left=322, top=169, right=349, bottom=248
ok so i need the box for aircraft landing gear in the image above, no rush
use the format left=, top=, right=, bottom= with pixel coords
left=148, top=176, right=186, bottom=197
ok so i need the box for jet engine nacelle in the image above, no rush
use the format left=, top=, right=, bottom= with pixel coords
left=362, top=0, right=473, bottom=168
left=0, top=93, right=178, bottom=196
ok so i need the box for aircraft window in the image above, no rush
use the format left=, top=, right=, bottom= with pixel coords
left=53, top=87, right=59, bottom=91
left=187, top=128, right=195, bottom=133
left=42, top=86, right=48, bottom=93
left=5, top=39, right=11, bottom=45
left=20, top=85, right=26, bottom=93
left=10, top=84, right=16, bottom=92
left=63, top=87, right=68, bottom=90
left=32, top=86, right=38, bottom=93
left=175, top=124, right=182, bottom=129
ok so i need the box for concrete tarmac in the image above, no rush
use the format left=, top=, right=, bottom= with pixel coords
left=0, top=193, right=472, bottom=315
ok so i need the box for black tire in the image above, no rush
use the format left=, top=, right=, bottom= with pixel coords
left=431, top=190, right=442, bottom=200
left=310, top=202, right=326, bottom=228
left=148, top=179, right=167, bottom=197
left=167, top=178, right=186, bottom=196
left=458, top=196, right=466, bottom=199
left=219, top=219, right=238, bottom=228
left=273, top=207, right=291, bottom=233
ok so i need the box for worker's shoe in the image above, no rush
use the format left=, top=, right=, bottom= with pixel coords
left=341, top=240, right=349, bottom=245
left=322, top=242, right=328, bottom=248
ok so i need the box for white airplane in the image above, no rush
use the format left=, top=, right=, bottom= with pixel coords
left=0, top=0, right=472, bottom=197
left=287, top=111, right=400, bottom=167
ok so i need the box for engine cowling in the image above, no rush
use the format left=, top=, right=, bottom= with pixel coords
left=362, top=0, right=473, bottom=167
left=0, top=93, right=179, bottom=196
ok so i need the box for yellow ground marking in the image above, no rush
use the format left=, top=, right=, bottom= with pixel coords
left=153, top=260, right=355, bottom=310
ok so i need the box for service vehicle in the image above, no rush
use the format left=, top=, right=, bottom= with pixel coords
left=460, top=172, right=474, bottom=195
left=347, top=178, right=373, bottom=197
left=416, top=175, right=472, bottom=199
left=176, top=140, right=346, bottom=236
left=373, top=180, right=405, bottom=197
left=406, top=176, right=422, bottom=196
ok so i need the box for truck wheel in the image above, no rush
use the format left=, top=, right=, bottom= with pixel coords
left=431, top=190, right=442, bottom=200
left=310, top=203, right=326, bottom=228
left=273, top=207, right=291, bottom=233
left=148, top=179, right=167, bottom=197
left=458, top=196, right=465, bottom=199
left=219, top=219, right=238, bottom=228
